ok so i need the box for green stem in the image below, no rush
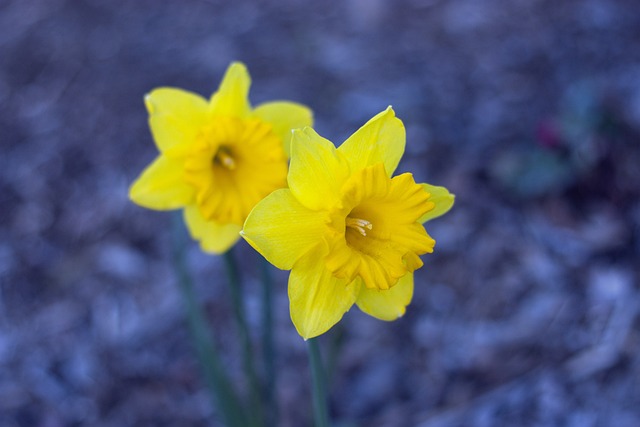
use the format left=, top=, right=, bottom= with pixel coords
left=171, top=214, right=247, bottom=427
left=260, top=259, right=277, bottom=426
left=222, top=250, right=264, bottom=427
left=326, top=323, right=345, bottom=386
left=307, top=338, right=330, bottom=427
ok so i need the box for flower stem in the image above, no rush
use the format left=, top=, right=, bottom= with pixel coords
left=171, top=214, right=247, bottom=427
left=260, top=259, right=277, bottom=426
left=326, top=323, right=346, bottom=386
left=307, top=338, right=330, bottom=427
left=222, top=250, right=264, bottom=427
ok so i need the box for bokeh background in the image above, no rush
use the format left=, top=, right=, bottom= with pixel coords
left=1, top=0, right=640, bottom=426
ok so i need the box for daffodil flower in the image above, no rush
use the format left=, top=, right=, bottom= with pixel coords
left=129, top=62, right=313, bottom=253
left=242, top=107, right=454, bottom=339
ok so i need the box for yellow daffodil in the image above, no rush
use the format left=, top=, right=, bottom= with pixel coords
left=241, top=107, right=454, bottom=339
left=129, top=62, right=313, bottom=253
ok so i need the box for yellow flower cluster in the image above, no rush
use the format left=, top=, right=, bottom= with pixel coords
left=130, top=62, right=454, bottom=339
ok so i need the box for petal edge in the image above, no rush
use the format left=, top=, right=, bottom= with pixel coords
left=184, top=206, right=241, bottom=254
left=129, top=155, right=194, bottom=210
left=144, top=88, right=209, bottom=152
left=419, top=184, right=455, bottom=223
left=210, top=62, right=251, bottom=117
left=241, top=189, right=328, bottom=270
left=288, top=127, right=350, bottom=211
left=338, top=106, right=406, bottom=176
left=356, top=272, right=414, bottom=321
left=252, top=101, right=313, bottom=156
left=289, top=244, right=361, bottom=339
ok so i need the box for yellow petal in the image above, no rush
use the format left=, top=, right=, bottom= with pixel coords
left=241, top=189, right=328, bottom=270
left=252, top=101, right=313, bottom=156
left=145, top=88, right=209, bottom=152
left=288, top=127, right=350, bottom=211
left=129, top=155, right=194, bottom=210
left=419, top=184, right=455, bottom=223
left=338, top=106, right=405, bottom=176
left=356, top=272, right=414, bottom=321
left=210, top=62, right=251, bottom=118
left=183, top=205, right=241, bottom=254
left=289, top=244, right=361, bottom=339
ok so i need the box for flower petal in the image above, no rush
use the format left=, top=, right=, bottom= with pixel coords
left=183, top=205, right=241, bottom=254
left=338, top=106, right=405, bottom=176
left=129, top=155, right=194, bottom=210
left=210, top=62, right=251, bottom=118
left=241, top=189, right=328, bottom=270
left=288, top=127, right=350, bottom=211
left=289, top=244, right=361, bottom=339
left=252, top=101, right=313, bottom=156
left=419, top=184, right=455, bottom=223
left=356, top=272, right=414, bottom=321
left=145, top=88, right=209, bottom=152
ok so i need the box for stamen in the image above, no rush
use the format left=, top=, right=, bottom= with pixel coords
left=346, top=217, right=373, bottom=236
left=215, top=149, right=236, bottom=170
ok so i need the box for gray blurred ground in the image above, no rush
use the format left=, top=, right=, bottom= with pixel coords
left=1, top=0, right=640, bottom=426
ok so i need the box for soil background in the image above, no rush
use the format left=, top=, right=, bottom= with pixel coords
left=1, top=0, right=640, bottom=426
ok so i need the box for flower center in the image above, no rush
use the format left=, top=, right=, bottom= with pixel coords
left=345, top=216, right=372, bottom=237
left=183, top=117, right=287, bottom=225
left=214, top=146, right=236, bottom=170
left=324, top=163, right=436, bottom=290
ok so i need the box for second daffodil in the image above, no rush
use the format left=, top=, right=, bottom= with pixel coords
left=242, top=107, right=454, bottom=339
left=129, top=62, right=312, bottom=253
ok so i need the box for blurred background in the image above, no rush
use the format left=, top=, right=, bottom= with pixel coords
left=1, top=0, right=640, bottom=426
